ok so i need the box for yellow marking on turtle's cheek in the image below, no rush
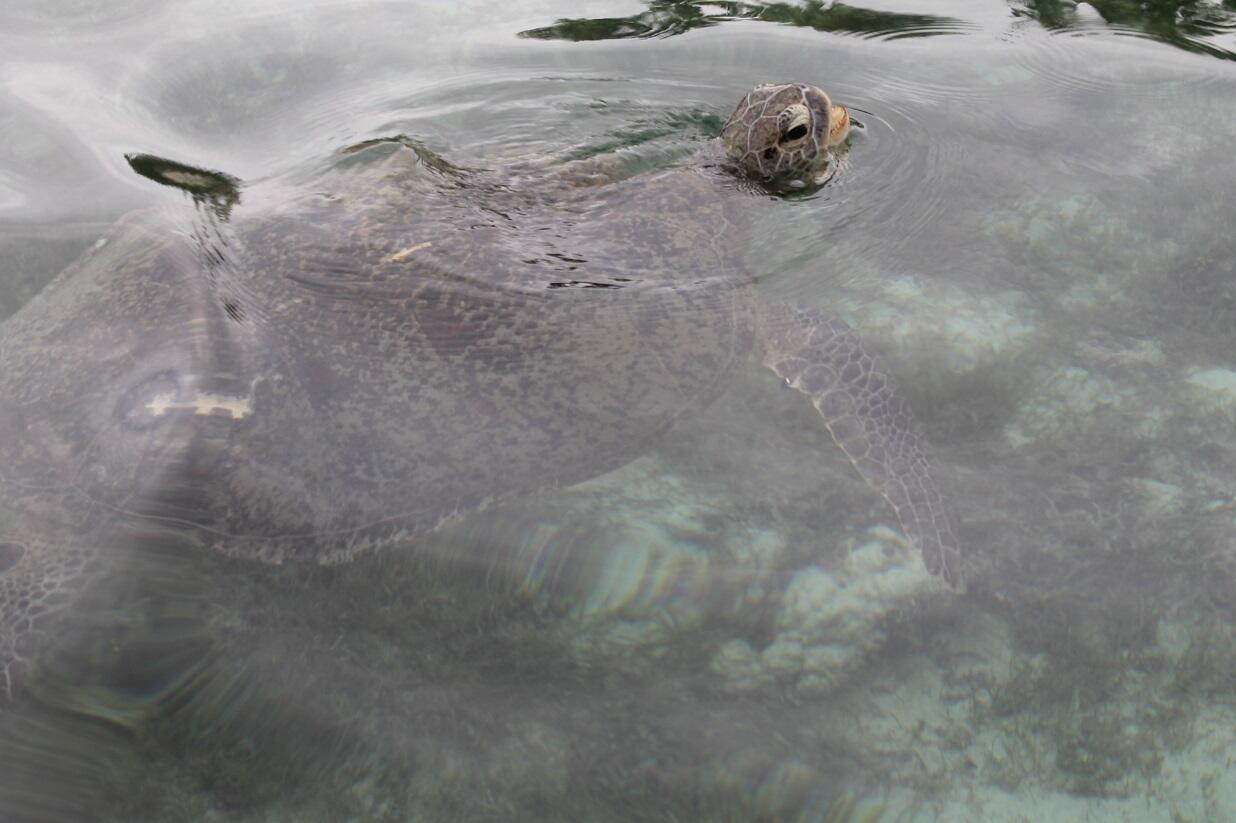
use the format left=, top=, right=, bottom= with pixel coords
left=384, top=240, right=433, bottom=263
left=828, top=105, right=851, bottom=147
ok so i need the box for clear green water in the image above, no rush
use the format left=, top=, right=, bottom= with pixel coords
left=1, top=1, right=1235, bottom=821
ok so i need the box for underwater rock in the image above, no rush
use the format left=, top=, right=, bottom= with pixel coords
left=1185, top=366, right=1236, bottom=418
left=1005, top=364, right=1146, bottom=448
left=841, top=274, right=1039, bottom=380
left=715, top=526, right=935, bottom=696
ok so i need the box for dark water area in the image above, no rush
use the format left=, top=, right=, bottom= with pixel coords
left=1, top=1, right=1235, bottom=821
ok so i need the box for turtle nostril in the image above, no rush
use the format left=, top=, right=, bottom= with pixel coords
left=0, top=542, right=23, bottom=573
left=762, top=147, right=777, bottom=160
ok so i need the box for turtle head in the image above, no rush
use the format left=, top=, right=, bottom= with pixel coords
left=721, top=83, right=839, bottom=191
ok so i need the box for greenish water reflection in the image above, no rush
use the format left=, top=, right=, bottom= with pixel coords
left=519, top=0, right=970, bottom=41
left=522, top=0, right=1236, bottom=61
left=1015, top=0, right=1236, bottom=60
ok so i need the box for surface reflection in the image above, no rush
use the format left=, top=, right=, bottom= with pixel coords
left=519, top=0, right=971, bottom=41
left=520, top=0, right=1236, bottom=61
left=1012, top=0, right=1236, bottom=59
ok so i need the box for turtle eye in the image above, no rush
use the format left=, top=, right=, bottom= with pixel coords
left=781, top=124, right=808, bottom=143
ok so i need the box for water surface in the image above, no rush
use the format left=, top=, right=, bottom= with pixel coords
left=1, top=1, right=1235, bottom=821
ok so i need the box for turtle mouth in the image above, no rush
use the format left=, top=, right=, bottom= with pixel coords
left=734, top=137, right=826, bottom=188
left=757, top=156, right=827, bottom=192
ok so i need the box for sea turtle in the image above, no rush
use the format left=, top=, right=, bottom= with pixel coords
left=0, top=82, right=959, bottom=697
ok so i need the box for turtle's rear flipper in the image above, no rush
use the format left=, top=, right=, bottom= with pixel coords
left=124, top=153, right=241, bottom=216
left=759, top=305, right=962, bottom=588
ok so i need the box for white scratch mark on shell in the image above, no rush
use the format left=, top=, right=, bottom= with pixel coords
left=383, top=240, right=433, bottom=263
left=146, top=391, right=252, bottom=419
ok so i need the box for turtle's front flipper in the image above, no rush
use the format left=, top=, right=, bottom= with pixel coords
left=759, top=305, right=961, bottom=588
